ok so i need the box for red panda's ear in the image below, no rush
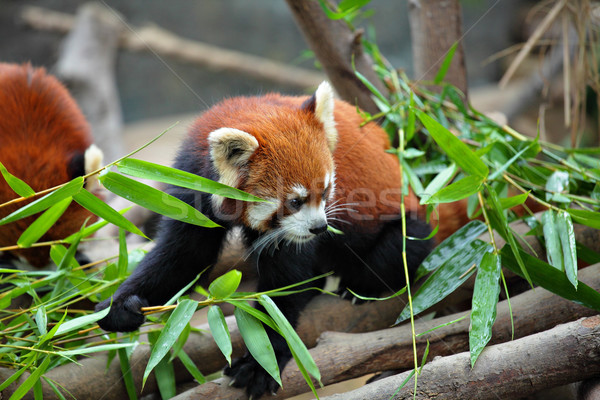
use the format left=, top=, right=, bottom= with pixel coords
left=313, top=82, right=337, bottom=152
left=84, top=144, right=103, bottom=191
left=208, top=128, right=259, bottom=186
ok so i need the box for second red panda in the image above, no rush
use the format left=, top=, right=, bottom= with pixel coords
left=97, top=82, right=436, bottom=398
left=0, top=63, right=103, bottom=268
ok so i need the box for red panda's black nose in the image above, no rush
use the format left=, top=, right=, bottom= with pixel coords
left=309, top=224, right=328, bottom=235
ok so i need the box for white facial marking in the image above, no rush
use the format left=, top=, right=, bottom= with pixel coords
left=325, top=170, right=336, bottom=200
left=280, top=201, right=327, bottom=243
left=291, top=184, right=308, bottom=199
left=247, top=198, right=280, bottom=230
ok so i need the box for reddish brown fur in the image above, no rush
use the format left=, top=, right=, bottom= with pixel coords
left=0, top=63, right=96, bottom=267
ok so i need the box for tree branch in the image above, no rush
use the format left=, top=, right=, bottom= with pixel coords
left=285, top=0, right=387, bottom=114
left=19, top=5, right=325, bottom=89
left=170, top=262, right=600, bottom=399
left=321, top=315, right=600, bottom=400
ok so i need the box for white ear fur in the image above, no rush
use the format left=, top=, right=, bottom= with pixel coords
left=208, top=127, right=259, bottom=187
left=314, top=81, right=338, bottom=152
left=84, top=144, right=103, bottom=191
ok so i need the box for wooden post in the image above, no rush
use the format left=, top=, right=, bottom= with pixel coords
left=408, top=0, right=468, bottom=97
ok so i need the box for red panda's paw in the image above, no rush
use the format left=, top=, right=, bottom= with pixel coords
left=224, top=353, right=282, bottom=399
left=95, top=294, right=148, bottom=332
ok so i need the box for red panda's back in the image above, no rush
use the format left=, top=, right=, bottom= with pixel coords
left=0, top=63, right=96, bottom=267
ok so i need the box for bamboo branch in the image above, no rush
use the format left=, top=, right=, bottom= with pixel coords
left=19, top=5, right=325, bottom=89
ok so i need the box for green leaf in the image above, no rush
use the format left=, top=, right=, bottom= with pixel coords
left=557, top=211, right=578, bottom=289
left=416, top=110, right=489, bottom=178
left=0, top=162, right=35, bottom=197
left=117, top=229, right=128, bottom=276
left=545, top=170, right=569, bottom=202
left=142, top=299, right=198, bottom=387
left=469, top=252, right=501, bottom=367
left=488, top=140, right=537, bottom=181
left=420, top=163, right=458, bottom=204
left=99, top=171, right=220, bottom=228
left=397, top=239, right=492, bottom=323
left=207, top=306, right=232, bottom=365
left=434, top=42, right=458, bottom=84
left=567, top=209, right=600, bottom=229
left=234, top=307, right=281, bottom=387
left=354, top=70, right=389, bottom=108
left=118, top=348, right=139, bottom=400
left=117, top=158, right=265, bottom=203
left=424, top=174, right=484, bottom=204
left=487, top=185, right=532, bottom=287
left=259, top=295, right=321, bottom=382
left=542, top=211, right=563, bottom=272
left=35, top=306, right=48, bottom=337
left=177, top=350, right=206, bottom=384
left=415, top=220, right=488, bottom=281
left=499, top=192, right=529, bottom=210
left=17, top=197, right=72, bottom=247
left=59, top=343, right=136, bottom=356
left=9, top=356, right=51, bottom=400
left=73, top=189, right=146, bottom=237
left=0, top=177, right=83, bottom=226
left=55, top=305, right=111, bottom=336
left=208, top=270, right=242, bottom=299
left=501, top=247, right=600, bottom=311
left=154, top=352, right=176, bottom=400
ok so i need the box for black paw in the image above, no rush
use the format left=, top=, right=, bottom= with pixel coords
left=224, top=353, right=281, bottom=399
left=96, top=294, right=148, bottom=332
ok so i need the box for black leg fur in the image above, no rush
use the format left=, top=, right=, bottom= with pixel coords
left=224, top=236, right=323, bottom=398
left=319, top=217, right=433, bottom=299
left=96, top=190, right=227, bottom=332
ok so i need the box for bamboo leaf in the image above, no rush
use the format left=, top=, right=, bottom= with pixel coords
left=557, top=211, right=578, bottom=289
left=55, top=304, right=111, bottom=336
left=154, top=351, right=176, bottom=400
left=469, top=251, right=501, bottom=367
left=117, top=158, right=265, bottom=203
left=59, top=343, right=136, bottom=356
left=17, top=197, right=72, bottom=247
left=397, top=239, right=492, bottom=323
left=73, top=189, right=146, bottom=237
left=420, top=163, right=458, bottom=204
left=424, top=174, right=484, bottom=204
left=0, top=177, right=83, bottom=226
left=9, top=356, right=51, bottom=400
left=501, top=247, right=600, bottom=311
left=487, top=185, right=532, bottom=286
left=99, top=171, right=220, bottom=228
left=208, top=270, right=242, bottom=299
left=207, top=306, right=232, bottom=365
left=118, top=347, right=138, bottom=400
left=434, top=42, right=458, bottom=84
left=177, top=350, right=206, bottom=384
left=234, top=307, right=281, bottom=387
left=542, top=210, right=563, bottom=271
left=35, top=306, right=48, bottom=337
left=259, top=295, right=321, bottom=382
left=142, top=299, right=198, bottom=387
left=0, top=162, right=35, bottom=197
left=416, top=110, right=489, bottom=178
left=567, top=208, right=600, bottom=229
left=415, top=220, right=488, bottom=281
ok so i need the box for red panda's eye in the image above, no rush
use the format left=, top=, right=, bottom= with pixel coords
left=287, top=198, right=304, bottom=211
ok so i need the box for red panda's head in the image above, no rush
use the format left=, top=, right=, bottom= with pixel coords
left=207, top=82, right=337, bottom=246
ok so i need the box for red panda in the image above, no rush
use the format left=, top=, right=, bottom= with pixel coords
left=0, top=63, right=103, bottom=268
left=97, top=82, right=436, bottom=398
